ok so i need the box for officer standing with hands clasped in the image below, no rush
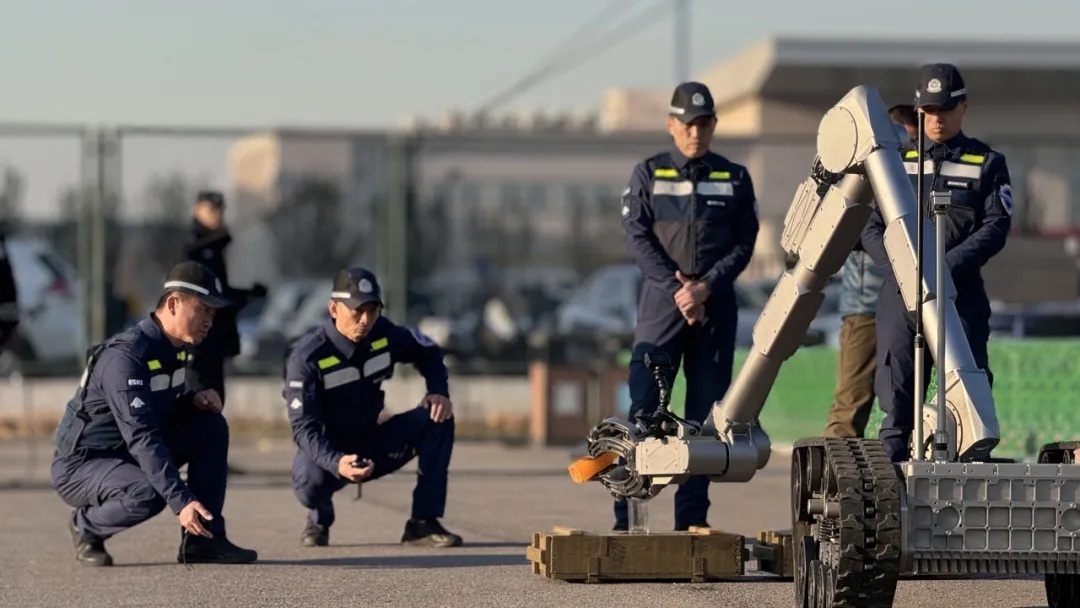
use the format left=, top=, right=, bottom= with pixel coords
left=861, top=64, right=1013, bottom=462
left=184, top=190, right=267, bottom=407
left=285, top=267, right=462, bottom=548
left=50, top=261, right=258, bottom=566
left=615, top=81, right=759, bottom=531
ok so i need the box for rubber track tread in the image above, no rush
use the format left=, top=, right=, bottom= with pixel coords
left=1038, top=442, right=1080, bottom=464
left=822, top=438, right=901, bottom=608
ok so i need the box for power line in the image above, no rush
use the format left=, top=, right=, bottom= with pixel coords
left=475, top=0, right=673, bottom=115
left=474, top=0, right=642, bottom=114
left=527, top=0, right=645, bottom=78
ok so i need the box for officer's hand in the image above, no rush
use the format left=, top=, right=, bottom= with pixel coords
left=338, top=454, right=374, bottom=482
left=675, top=271, right=711, bottom=307
left=193, top=389, right=223, bottom=413
left=422, top=394, right=453, bottom=423
left=179, top=501, right=214, bottom=538
left=683, top=303, right=705, bottom=326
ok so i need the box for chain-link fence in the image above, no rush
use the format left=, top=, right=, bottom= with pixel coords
left=5, top=122, right=1080, bottom=486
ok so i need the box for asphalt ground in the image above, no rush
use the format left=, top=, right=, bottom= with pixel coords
left=0, top=438, right=1050, bottom=608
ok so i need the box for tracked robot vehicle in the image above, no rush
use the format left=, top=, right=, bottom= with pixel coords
left=577, top=85, right=1080, bottom=607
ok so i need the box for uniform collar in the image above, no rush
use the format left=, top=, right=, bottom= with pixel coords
left=138, top=313, right=182, bottom=354
left=191, top=219, right=232, bottom=246
left=139, top=314, right=164, bottom=340
left=925, top=131, right=970, bottom=159
left=669, top=147, right=711, bottom=170
left=323, top=317, right=358, bottom=360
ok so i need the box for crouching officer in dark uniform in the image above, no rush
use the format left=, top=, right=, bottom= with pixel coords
left=861, top=63, right=1013, bottom=462
left=615, top=81, right=759, bottom=531
left=285, top=267, right=462, bottom=548
left=184, top=190, right=267, bottom=406
left=50, top=262, right=259, bottom=566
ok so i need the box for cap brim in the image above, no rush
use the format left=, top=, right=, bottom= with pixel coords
left=916, top=93, right=961, bottom=110
left=674, top=109, right=715, bottom=124
left=334, top=295, right=381, bottom=310
left=196, top=293, right=232, bottom=309
left=161, top=285, right=231, bottom=309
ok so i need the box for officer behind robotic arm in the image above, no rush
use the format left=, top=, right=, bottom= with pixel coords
left=860, top=63, right=1013, bottom=462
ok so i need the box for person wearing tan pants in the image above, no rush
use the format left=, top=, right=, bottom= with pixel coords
left=823, top=104, right=916, bottom=438
left=824, top=248, right=884, bottom=438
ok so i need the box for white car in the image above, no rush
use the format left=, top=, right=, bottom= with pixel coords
left=1, top=237, right=85, bottom=374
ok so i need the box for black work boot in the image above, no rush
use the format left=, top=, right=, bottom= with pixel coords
left=301, top=520, right=329, bottom=547
left=177, top=532, right=258, bottom=565
left=401, top=518, right=464, bottom=548
left=68, top=512, right=113, bottom=567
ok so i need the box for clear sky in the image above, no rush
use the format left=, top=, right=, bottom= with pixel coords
left=0, top=0, right=1077, bottom=219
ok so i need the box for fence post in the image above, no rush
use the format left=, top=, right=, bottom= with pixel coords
left=380, top=135, right=410, bottom=325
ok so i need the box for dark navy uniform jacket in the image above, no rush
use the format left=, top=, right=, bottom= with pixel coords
left=53, top=314, right=198, bottom=514
left=861, top=131, right=1012, bottom=296
left=621, top=148, right=759, bottom=300
left=284, top=317, right=449, bottom=474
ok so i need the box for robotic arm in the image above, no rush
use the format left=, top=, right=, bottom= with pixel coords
left=576, top=85, right=1000, bottom=501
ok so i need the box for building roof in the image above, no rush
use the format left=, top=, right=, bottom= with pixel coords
left=697, top=36, right=1080, bottom=107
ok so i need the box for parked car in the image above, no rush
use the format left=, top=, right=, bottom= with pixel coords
left=552, top=263, right=835, bottom=351
left=0, top=237, right=85, bottom=375
left=230, top=278, right=322, bottom=374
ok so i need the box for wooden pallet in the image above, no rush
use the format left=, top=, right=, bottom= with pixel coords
left=749, top=529, right=794, bottom=578
left=526, top=526, right=745, bottom=583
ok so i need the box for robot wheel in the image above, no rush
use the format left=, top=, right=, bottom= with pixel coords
left=791, top=437, right=902, bottom=608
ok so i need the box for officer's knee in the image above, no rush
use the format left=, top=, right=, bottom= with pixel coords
left=430, top=415, right=455, bottom=439
left=123, top=479, right=167, bottom=519
left=292, top=473, right=332, bottom=507
left=199, top=410, right=229, bottom=437
left=192, top=410, right=230, bottom=449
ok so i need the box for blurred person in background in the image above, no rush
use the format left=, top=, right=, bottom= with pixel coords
left=890, top=104, right=919, bottom=143
left=0, top=229, right=18, bottom=350
left=614, top=81, right=759, bottom=531
left=861, top=64, right=1013, bottom=462
left=821, top=104, right=916, bottom=438
left=184, top=190, right=267, bottom=407
left=284, top=267, right=462, bottom=549
left=50, top=262, right=257, bottom=567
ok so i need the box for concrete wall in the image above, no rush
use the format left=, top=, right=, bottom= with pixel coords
left=0, top=373, right=533, bottom=427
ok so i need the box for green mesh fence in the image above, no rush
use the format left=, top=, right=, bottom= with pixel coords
left=661, top=339, right=1080, bottom=461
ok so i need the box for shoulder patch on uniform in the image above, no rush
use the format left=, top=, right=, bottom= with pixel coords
left=288, top=398, right=302, bottom=410
left=128, top=378, right=144, bottom=387
left=288, top=380, right=303, bottom=388
left=130, top=397, right=145, bottom=409
left=408, top=326, right=436, bottom=347
left=998, top=184, right=1013, bottom=215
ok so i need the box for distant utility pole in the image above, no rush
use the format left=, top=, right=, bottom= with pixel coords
left=674, top=0, right=690, bottom=83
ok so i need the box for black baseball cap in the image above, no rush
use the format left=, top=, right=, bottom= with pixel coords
left=915, top=63, right=967, bottom=110
left=160, top=261, right=230, bottom=308
left=330, top=267, right=383, bottom=309
left=196, top=190, right=225, bottom=209
left=669, top=81, right=716, bottom=123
